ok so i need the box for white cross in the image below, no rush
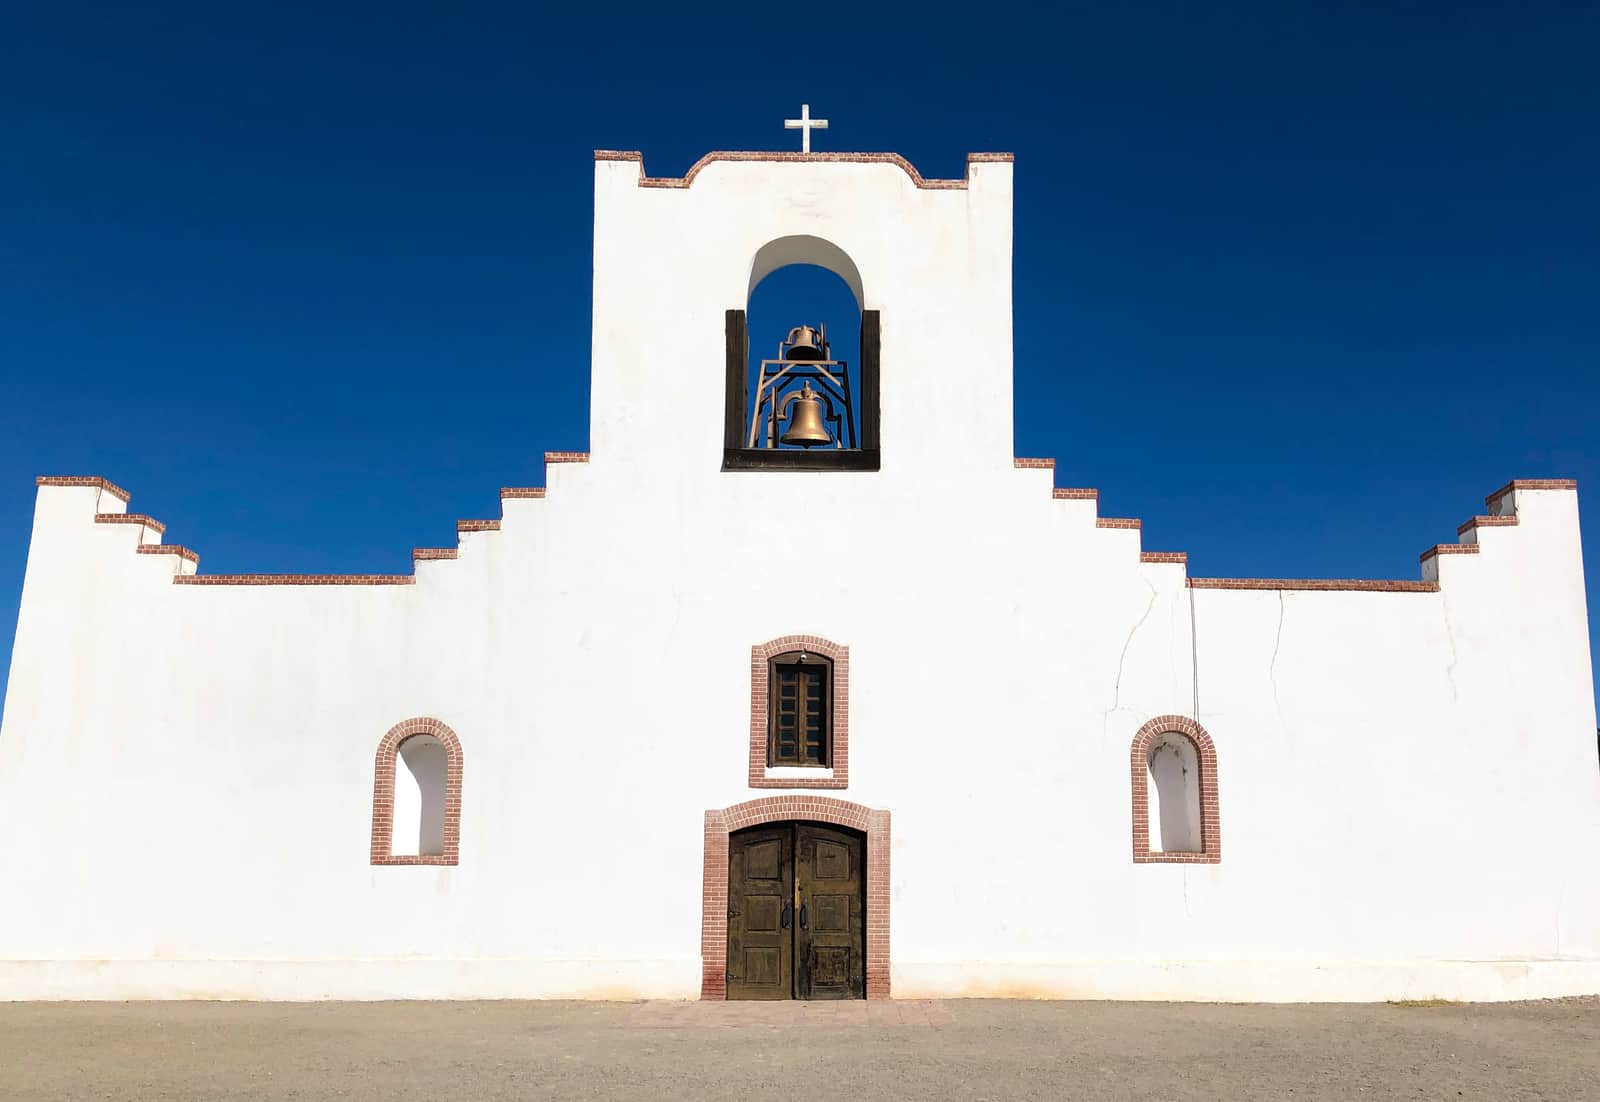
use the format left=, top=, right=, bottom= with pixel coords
left=784, top=104, right=829, bottom=153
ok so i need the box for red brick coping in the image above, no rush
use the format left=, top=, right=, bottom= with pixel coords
left=748, top=635, right=849, bottom=790
left=136, top=544, right=199, bottom=565
left=457, top=519, right=501, bottom=533
left=1188, top=578, right=1439, bottom=592
left=1140, top=551, right=1187, bottom=564
left=1457, top=514, right=1518, bottom=536
left=1053, top=488, right=1099, bottom=500
left=500, top=487, right=547, bottom=499
left=1013, top=457, right=1055, bottom=470
left=412, top=548, right=459, bottom=561
left=38, top=475, right=131, bottom=502
left=1130, top=715, right=1221, bottom=864
left=370, top=717, right=463, bottom=866
left=597, top=150, right=1012, bottom=191
left=175, top=574, right=415, bottom=586
left=1485, top=478, right=1576, bottom=507
left=544, top=451, right=590, bottom=463
left=1096, top=517, right=1142, bottom=530
left=95, top=512, right=166, bottom=535
left=702, top=797, right=890, bottom=1000
left=1419, top=543, right=1480, bottom=563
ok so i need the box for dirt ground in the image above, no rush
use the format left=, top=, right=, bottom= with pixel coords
left=1, top=997, right=1595, bottom=1101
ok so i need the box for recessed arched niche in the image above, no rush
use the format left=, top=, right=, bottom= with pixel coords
left=724, top=236, right=880, bottom=472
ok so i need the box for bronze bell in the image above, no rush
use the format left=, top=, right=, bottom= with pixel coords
left=783, top=324, right=827, bottom=361
left=780, top=383, right=832, bottom=447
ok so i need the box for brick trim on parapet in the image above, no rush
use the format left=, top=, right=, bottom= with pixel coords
left=702, top=797, right=890, bottom=1000
left=37, top=475, right=131, bottom=503
left=136, top=544, right=199, bottom=565
left=544, top=451, right=590, bottom=464
left=748, top=635, right=850, bottom=790
left=457, top=519, right=501, bottom=533
left=94, top=512, right=166, bottom=535
left=1485, top=478, right=1577, bottom=508
left=597, top=150, right=1012, bottom=191
left=1096, top=517, right=1142, bottom=530
left=1457, top=515, right=1518, bottom=537
left=1130, top=715, right=1221, bottom=864
left=1140, top=552, right=1187, bottom=564
left=500, top=487, right=547, bottom=499
left=371, top=716, right=464, bottom=866
left=175, top=574, right=414, bottom=586
left=1419, top=543, right=1480, bottom=564
left=1052, top=488, right=1098, bottom=500
left=1188, top=578, right=1439, bottom=593
left=1013, top=457, right=1055, bottom=470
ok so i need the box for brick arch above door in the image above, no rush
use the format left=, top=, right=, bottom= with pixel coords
left=702, top=796, right=890, bottom=1000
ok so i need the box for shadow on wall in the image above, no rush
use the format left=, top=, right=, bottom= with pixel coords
left=1148, top=736, right=1202, bottom=853
left=395, top=736, right=448, bottom=857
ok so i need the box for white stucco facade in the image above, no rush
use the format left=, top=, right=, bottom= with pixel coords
left=2, top=150, right=1597, bottom=1002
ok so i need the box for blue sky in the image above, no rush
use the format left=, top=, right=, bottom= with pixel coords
left=2, top=2, right=1596, bottom=715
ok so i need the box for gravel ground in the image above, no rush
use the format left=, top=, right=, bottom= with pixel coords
left=1, top=997, right=1595, bottom=1101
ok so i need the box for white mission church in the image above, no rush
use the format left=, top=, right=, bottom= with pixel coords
left=3, top=115, right=1598, bottom=1002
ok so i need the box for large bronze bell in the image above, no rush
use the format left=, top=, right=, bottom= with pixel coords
left=780, top=383, right=832, bottom=447
left=783, top=324, right=827, bottom=361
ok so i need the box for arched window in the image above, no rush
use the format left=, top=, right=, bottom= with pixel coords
left=749, top=635, right=849, bottom=789
left=724, top=236, right=879, bottom=471
left=371, top=717, right=463, bottom=866
left=1129, top=716, right=1220, bottom=863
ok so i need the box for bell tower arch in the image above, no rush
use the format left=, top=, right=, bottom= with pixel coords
left=727, top=240, right=879, bottom=471
left=588, top=149, right=1014, bottom=480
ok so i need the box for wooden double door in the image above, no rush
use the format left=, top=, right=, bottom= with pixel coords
left=726, top=822, right=865, bottom=1000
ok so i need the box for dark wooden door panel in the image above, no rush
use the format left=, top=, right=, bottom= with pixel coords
left=796, top=823, right=865, bottom=1000
left=726, top=826, right=793, bottom=1000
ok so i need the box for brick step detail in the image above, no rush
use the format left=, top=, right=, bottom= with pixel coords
left=174, top=574, right=414, bottom=586
left=136, top=544, right=198, bottom=565
left=1419, top=543, right=1481, bottom=564
left=1189, top=578, right=1440, bottom=593
left=94, top=512, right=166, bottom=535
left=1052, top=488, right=1098, bottom=500
left=412, top=548, right=459, bottom=561
left=1140, top=551, right=1187, bottom=564
left=1457, top=514, right=1519, bottom=538
left=1096, top=517, right=1142, bottom=530
left=500, top=487, right=547, bottom=499
left=456, top=520, right=501, bottom=533
left=38, top=475, right=131, bottom=503
left=543, top=451, right=589, bottom=464
left=1485, top=478, right=1577, bottom=510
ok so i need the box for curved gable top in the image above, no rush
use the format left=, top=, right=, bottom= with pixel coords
left=594, top=150, right=1015, bottom=191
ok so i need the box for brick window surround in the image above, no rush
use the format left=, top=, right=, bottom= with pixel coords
left=701, top=796, right=890, bottom=1000
left=370, top=717, right=464, bottom=866
left=1130, top=715, right=1221, bottom=864
left=749, top=635, right=849, bottom=789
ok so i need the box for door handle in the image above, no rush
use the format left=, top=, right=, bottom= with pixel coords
left=799, top=902, right=809, bottom=930
left=781, top=901, right=792, bottom=929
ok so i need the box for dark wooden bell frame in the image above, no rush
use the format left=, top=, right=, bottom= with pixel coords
left=722, top=309, right=881, bottom=472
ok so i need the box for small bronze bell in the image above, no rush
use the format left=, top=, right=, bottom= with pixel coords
left=780, top=383, right=832, bottom=447
left=783, top=324, right=827, bottom=361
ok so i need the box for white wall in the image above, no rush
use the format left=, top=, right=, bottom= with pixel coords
left=1, top=155, right=1596, bottom=1001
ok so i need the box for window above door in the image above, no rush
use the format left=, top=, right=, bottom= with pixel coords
left=748, top=635, right=850, bottom=789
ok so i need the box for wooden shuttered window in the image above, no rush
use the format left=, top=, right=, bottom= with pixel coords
left=767, top=652, right=832, bottom=766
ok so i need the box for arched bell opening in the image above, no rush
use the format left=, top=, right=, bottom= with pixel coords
left=724, top=239, right=880, bottom=472
left=747, top=264, right=862, bottom=453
